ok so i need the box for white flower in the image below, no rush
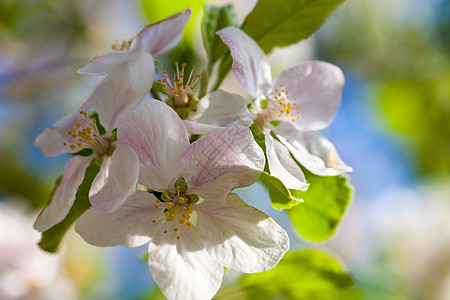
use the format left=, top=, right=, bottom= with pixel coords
left=33, top=10, right=192, bottom=231
left=75, top=99, right=289, bottom=300
left=190, top=27, right=351, bottom=190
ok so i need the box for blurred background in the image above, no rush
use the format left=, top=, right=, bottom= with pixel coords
left=0, top=0, right=449, bottom=299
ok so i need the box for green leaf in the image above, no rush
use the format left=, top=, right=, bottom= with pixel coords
left=215, top=249, right=354, bottom=300
left=259, top=171, right=302, bottom=210
left=38, top=160, right=100, bottom=253
left=242, top=0, right=345, bottom=53
left=202, top=4, right=238, bottom=67
left=288, top=169, right=352, bottom=242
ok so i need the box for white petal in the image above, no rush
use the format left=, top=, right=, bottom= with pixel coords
left=183, top=126, right=264, bottom=200
left=274, top=61, right=345, bottom=131
left=77, top=51, right=131, bottom=75
left=75, top=190, right=161, bottom=247
left=34, top=155, right=93, bottom=232
left=136, top=8, right=192, bottom=57
left=190, top=90, right=253, bottom=127
left=273, top=123, right=352, bottom=176
left=196, top=193, right=289, bottom=273
left=217, top=27, right=272, bottom=98
left=118, top=99, right=189, bottom=191
left=183, top=120, right=224, bottom=135
left=89, top=144, right=139, bottom=213
left=265, top=130, right=308, bottom=190
left=90, top=51, right=154, bottom=132
left=148, top=225, right=223, bottom=300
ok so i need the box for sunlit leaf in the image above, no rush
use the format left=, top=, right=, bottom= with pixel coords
left=259, top=171, right=302, bottom=210
left=214, top=249, right=354, bottom=300
left=242, top=0, right=345, bottom=53
left=288, top=169, right=352, bottom=242
left=141, top=0, right=203, bottom=46
left=38, top=159, right=100, bottom=253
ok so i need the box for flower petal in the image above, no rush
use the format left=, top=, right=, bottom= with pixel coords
left=90, top=51, right=154, bottom=132
left=148, top=225, right=223, bottom=300
left=182, top=126, right=264, bottom=200
left=136, top=8, right=192, bottom=57
left=196, top=193, right=289, bottom=273
left=89, top=144, right=139, bottom=213
left=265, top=130, right=308, bottom=190
left=190, top=90, right=253, bottom=127
left=118, top=99, right=189, bottom=191
left=35, top=98, right=93, bottom=157
left=217, top=27, right=272, bottom=98
left=183, top=120, right=224, bottom=135
left=34, top=155, right=93, bottom=232
left=75, top=190, right=160, bottom=247
left=274, top=61, right=345, bottom=131
left=77, top=51, right=131, bottom=75
left=273, top=122, right=352, bottom=176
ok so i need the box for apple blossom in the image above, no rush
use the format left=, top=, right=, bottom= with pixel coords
left=75, top=99, right=289, bottom=300
left=206, top=27, right=352, bottom=188
left=33, top=10, right=193, bottom=232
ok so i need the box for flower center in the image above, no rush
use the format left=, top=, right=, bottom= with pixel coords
left=158, top=62, right=201, bottom=107
left=62, top=111, right=111, bottom=155
left=151, top=182, right=197, bottom=241
left=255, top=84, right=301, bottom=127
left=111, top=33, right=136, bottom=51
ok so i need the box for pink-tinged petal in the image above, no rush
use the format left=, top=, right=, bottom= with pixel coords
left=136, top=8, right=192, bottom=57
left=183, top=120, right=224, bottom=135
left=90, top=51, right=154, bottom=132
left=148, top=225, right=223, bottom=300
left=273, top=123, right=352, bottom=176
left=274, top=61, right=345, bottom=131
left=190, top=90, right=253, bottom=127
left=77, top=51, right=131, bottom=75
left=183, top=126, right=264, bottom=200
left=118, top=99, right=189, bottom=191
left=217, top=27, right=272, bottom=98
left=34, top=155, right=93, bottom=232
left=35, top=127, right=70, bottom=157
left=196, top=193, right=289, bottom=273
left=265, top=130, right=308, bottom=191
left=75, top=190, right=161, bottom=247
left=35, top=98, right=93, bottom=157
left=89, top=144, right=139, bottom=213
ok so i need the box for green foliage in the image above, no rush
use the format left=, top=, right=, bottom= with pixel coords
left=241, top=0, right=346, bottom=54
left=38, top=159, right=100, bottom=253
left=378, top=78, right=450, bottom=176
left=0, top=150, right=50, bottom=208
left=288, top=169, right=352, bottom=242
left=259, top=171, right=302, bottom=210
left=202, top=4, right=238, bottom=68
left=214, top=249, right=354, bottom=300
left=141, top=0, right=203, bottom=46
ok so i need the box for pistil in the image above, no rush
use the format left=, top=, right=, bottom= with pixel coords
left=62, top=111, right=110, bottom=155
left=152, top=186, right=196, bottom=241
left=255, top=84, right=301, bottom=127
left=158, top=62, right=201, bottom=107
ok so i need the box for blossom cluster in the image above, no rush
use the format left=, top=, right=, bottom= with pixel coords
left=34, top=8, right=351, bottom=300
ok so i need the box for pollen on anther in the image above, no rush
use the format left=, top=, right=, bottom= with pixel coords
left=155, top=205, right=159, bottom=209
left=152, top=220, right=157, bottom=223
left=186, top=221, right=193, bottom=227
left=174, top=228, right=178, bottom=232
left=163, top=230, right=168, bottom=234
left=177, top=236, right=181, bottom=240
